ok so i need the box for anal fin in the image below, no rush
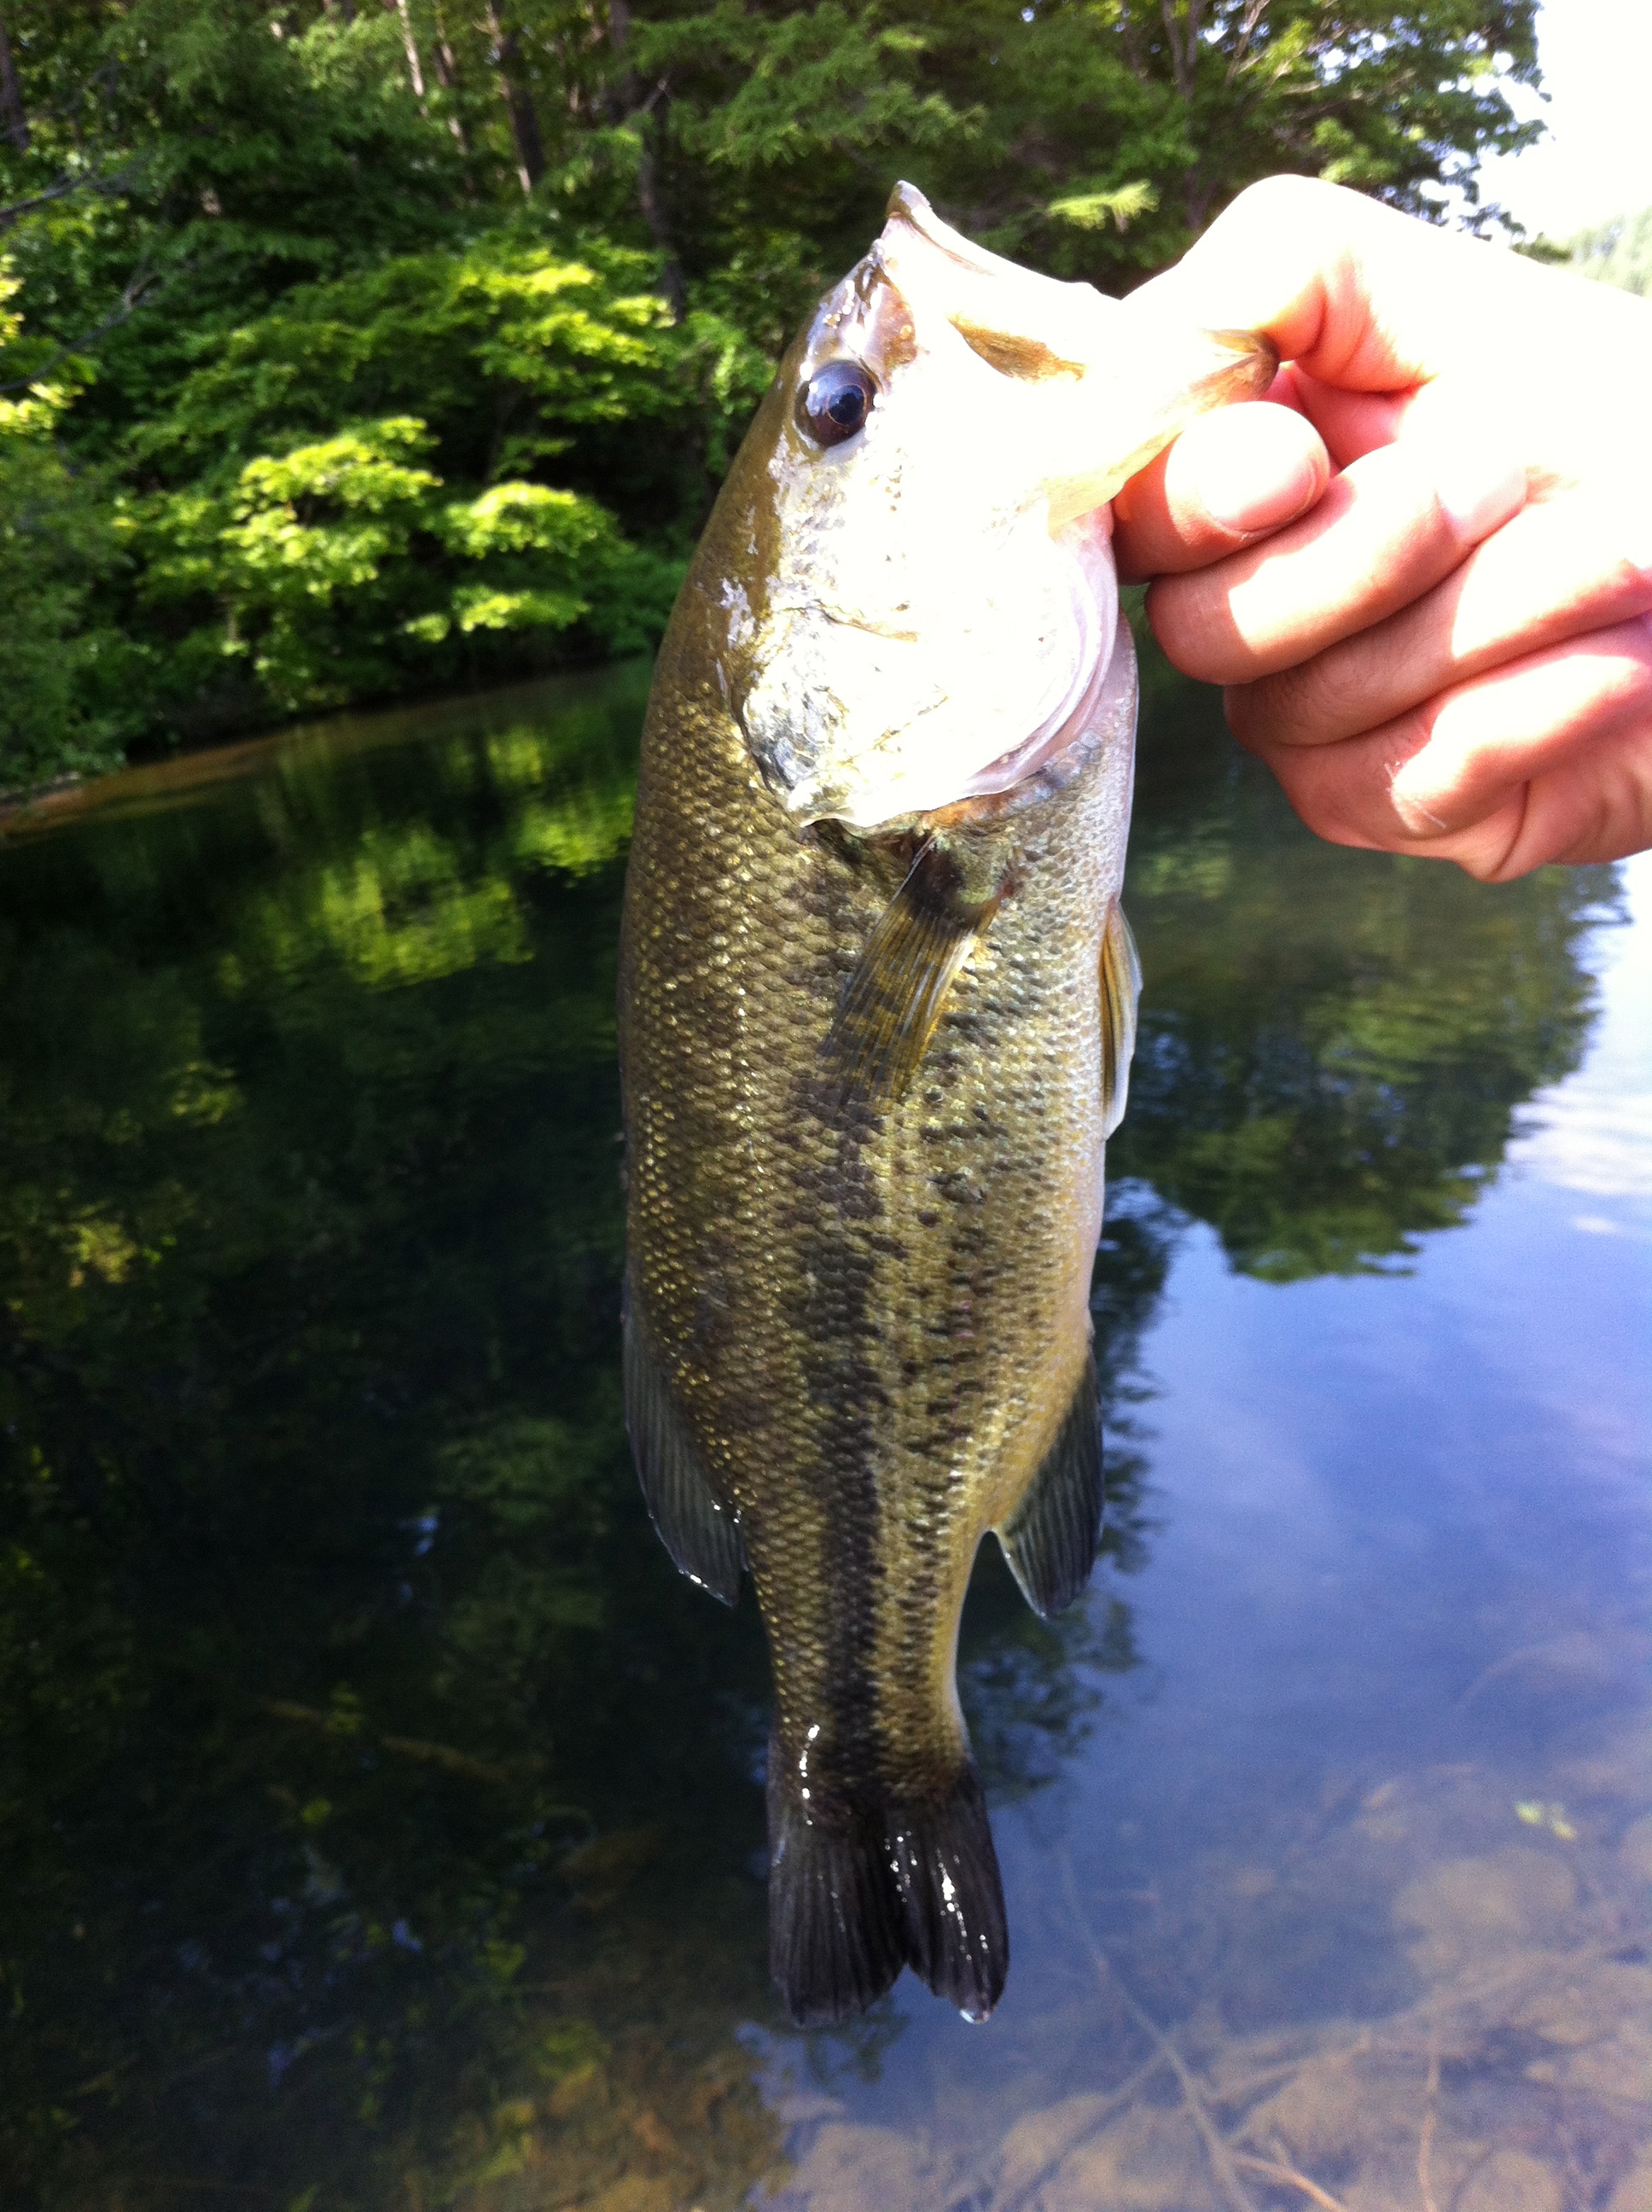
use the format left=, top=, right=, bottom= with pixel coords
left=1101, top=896, right=1142, bottom=1139
left=822, top=841, right=999, bottom=1116
left=996, top=1355, right=1102, bottom=1620
left=622, top=1293, right=743, bottom=1605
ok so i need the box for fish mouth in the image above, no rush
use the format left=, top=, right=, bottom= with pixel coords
left=951, top=524, right=1114, bottom=805
left=957, top=620, right=1116, bottom=805
left=726, top=181, right=1275, bottom=834
left=751, top=512, right=1120, bottom=831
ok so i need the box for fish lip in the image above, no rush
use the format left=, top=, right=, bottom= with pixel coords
left=881, top=179, right=1030, bottom=288
left=957, top=626, right=1114, bottom=802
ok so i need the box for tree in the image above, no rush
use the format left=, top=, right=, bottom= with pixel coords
left=0, top=262, right=130, bottom=789
left=0, top=0, right=1545, bottom=786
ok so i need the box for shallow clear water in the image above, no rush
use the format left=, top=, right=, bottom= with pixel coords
left=2, top=655, right=1647, bottom=2212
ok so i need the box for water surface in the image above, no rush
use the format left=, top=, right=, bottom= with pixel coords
left=2, top=657, right=1647, bottom=2212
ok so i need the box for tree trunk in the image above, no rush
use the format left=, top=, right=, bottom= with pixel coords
left=0, top=8, right=30, bottom=153
left=1159, top=0, right=1202, bottom=101
left=429, top=5, right=470, bottom=151
left=607, top=0, right=686, bottom=321
left=381, top=0, right=427, bottom=102
left=1156, top=2, right=1210, bottom=236
left=484, top=3, right=545, bottom=194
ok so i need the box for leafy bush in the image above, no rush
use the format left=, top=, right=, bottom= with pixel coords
left=0, top=0, right=1544, bottom=791
left=0, top=270, right=130, bottom=786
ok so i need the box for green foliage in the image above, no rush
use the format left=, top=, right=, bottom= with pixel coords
left=137, top=412, right=644, bottom=711
left=107, top=229, right=759, bottom=717
left=0, top=0, right=1542, bottom=789
left=0, top=268, right=130, bottom=785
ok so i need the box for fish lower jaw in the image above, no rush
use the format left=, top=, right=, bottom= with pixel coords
left=759, top=537, right=1120, bottom=830
left=775, top=643, right=1128, bottom=833
left=956, top=631, right=1117, bottom=803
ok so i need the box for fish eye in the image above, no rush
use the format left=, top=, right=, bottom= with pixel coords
left=798, top=360, right=876, bottom=447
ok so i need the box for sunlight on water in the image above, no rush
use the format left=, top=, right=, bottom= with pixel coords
left=0, top=658, right=1646, bottom=2211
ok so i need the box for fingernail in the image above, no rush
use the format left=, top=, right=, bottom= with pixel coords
left=1428, top=445, right=1527, bottom=544
left=1198, top=448, right=1322, bottom=536
left=1389, top=777, right=1449, bottom=835
left=1387, top=757, right=1450, bottom=835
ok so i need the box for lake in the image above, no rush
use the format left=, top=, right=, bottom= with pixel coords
left=2, top=652, right=1648, bottom=2212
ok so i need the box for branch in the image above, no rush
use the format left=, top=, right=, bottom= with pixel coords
left=1416, top=2039, right=1441, bottom=2212
left=1061, top=1854, right=1259, bottom=2212
left=0, top=162, right=137, bottom=230
left=995, top=2047, right=1174, bottom=2212
left=0, top=263, right=170, bottom=393
left=1225, top=0, right=1269, bottom=83
left=1232, top=2149, right=1351, bottom=2212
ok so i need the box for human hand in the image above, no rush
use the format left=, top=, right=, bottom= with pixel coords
left=1112, top=177, right=1652, bottom=880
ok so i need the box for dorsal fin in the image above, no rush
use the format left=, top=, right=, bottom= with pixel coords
left=995, top=1356, right=1103, bottom=1619
left=622, top=1293, right=743, bottom=1605
left=1100, top=897, right=1142, bottom=1139
left=821, top=841, right=999, bottom=1116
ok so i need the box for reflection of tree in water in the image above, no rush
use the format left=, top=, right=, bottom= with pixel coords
left=0, top=654, right=1621, bottom=2206
left=0, top=671, right=785, bottom=2208
left=1118, top=651, right=1620, bottom=1280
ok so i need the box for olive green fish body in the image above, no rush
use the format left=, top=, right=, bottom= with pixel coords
left=621, top=607, right=1130, bottom=2022
left=619, top=185, right=1272, bottom=2024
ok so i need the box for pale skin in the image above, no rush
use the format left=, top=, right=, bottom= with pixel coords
left=1111, top=176, right=1652, bottom=882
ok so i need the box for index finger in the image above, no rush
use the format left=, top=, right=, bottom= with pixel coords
left=1127, top=175, right=1558, bottom=395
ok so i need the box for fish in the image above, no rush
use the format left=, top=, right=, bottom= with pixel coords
left=618, top=183, right=1273, bottom=2026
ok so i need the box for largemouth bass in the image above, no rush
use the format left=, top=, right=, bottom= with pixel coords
left=619, top=185, right=1271, bottom=2025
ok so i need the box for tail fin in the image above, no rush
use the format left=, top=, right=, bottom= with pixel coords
left=886, top=1763, right=1006, bottom=2022
left=766, top=1740, right=1008, bottom=2025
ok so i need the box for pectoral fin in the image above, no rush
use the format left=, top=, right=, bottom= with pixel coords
left=1100, top=898, right=1142, bottom=1140
left=996, top=1356, right=1103, bottom=1619
left=822, top=841, right=999, bottom=1115
left=622, top=1293, right=743, bottom=1605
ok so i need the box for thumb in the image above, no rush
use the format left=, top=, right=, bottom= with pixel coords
left=1114, top=398, right=1329, bottom=579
